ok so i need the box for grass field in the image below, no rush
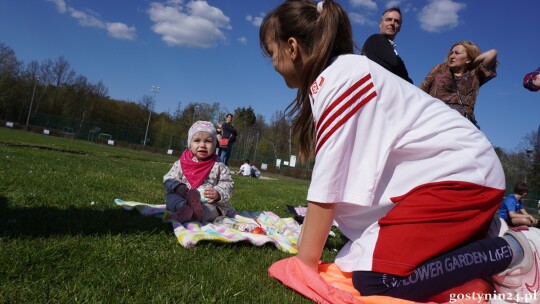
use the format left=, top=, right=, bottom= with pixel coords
left=0, top=127, right=345, bottom=303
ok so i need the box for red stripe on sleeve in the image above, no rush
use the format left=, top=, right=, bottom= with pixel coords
left=316, top=74, right=371, bottom=136
left=315, top=86, right=376, bottom=155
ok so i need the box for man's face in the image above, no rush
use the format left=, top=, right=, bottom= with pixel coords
left=226, top=115, right=232, bottom=123
left=379, top=10, right=402, bottom=40
left=532, top=74, right=540, bottom=87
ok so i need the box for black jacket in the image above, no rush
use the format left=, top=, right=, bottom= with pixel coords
left=362, top=34, right=413, bottom=84
left=221, top=122, right=237, bottom=144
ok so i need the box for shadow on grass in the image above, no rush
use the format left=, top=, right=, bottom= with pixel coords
left=0, top=196, right=170, bottom=237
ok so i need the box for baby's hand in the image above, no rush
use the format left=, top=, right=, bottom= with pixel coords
left=203, top=187, right=221, bottom=203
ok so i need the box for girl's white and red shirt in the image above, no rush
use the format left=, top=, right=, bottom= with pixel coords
left=307, top=54, right=505, bottom=276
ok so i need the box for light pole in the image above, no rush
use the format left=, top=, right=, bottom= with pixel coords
left=168, top=108, right=173, bottom=150
left=253, top=132, right=259, bottom=162
left=192, top=105, right=199, bottom=124
left=25, top=75, right=40, bottom=129
left=288, top=126, right=292, bottom=158
left=143, top=85, right=159, bottom=147
left=525, top=148, right=533, bottom=183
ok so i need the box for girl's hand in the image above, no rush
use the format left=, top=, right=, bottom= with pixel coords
left=203, top=187, right=221, bottom=203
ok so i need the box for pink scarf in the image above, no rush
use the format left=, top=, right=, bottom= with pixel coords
left=180, top=149, right=217, bottom=189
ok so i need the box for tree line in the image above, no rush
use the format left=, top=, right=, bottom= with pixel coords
left=0, top=42, right=296, bottom=164
left=0, top=42, right=538, bottom=194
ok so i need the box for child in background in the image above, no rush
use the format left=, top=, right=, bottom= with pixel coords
left=250, top=165, right=261, bottom=178
left=499, top=182, right=538, bottom=227
left=237, top=159, right=252, bottom=176
left=260, top=0, right=540, bottom=301
left=164, top=121, right=234, bottom=223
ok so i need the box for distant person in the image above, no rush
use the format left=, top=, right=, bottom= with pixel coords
left=523, top=67, right=540, bottom=92
left=215, top=123, right=223, bottom=155
left=259, top=0, right=538, bottom=301
left=420, top=41, right=498, bottom=128
left=219, top=113, right=237, bottom=165
left=362, top=7, right=412, bottom=83
left=237, top=159, right=251, bottom=176
left=163, top=121, right=234, bottom=223
left=499, top=182, right=538, bottom=227
left=250, top=164, right=261, bottom=178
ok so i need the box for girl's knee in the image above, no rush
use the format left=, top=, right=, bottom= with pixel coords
left=352, top=271, right=393, bottom=296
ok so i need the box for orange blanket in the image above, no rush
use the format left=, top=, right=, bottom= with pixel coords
left=268, top=257, right=492, bottom=304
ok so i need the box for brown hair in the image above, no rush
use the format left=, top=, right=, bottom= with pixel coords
left=259, top=0, right=356, bottom=160
left=514, top=181, right=529, bottom=195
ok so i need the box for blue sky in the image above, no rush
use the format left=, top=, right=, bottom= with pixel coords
left=1, top=0, right=539, bottom=152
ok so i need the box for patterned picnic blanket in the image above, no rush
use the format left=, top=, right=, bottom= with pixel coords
left=114, top=198, right=300, bottom=254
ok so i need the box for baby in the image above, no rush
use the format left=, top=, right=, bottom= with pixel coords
left=163, top=121, right=234, bottom=223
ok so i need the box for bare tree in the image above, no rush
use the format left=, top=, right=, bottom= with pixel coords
left=265, top=110, right=292, bottom=160
left=89, top=80, right=108, bottom=119
left=15, top=60, right=39, bottom=122
left=0, top=43, right=20, bottom=75
left=32, top=59, right=54, bottom=115
left=52, top=56, right=75, bottom=87
left=49, top=57, right=76, bottom=114
left=0, top=43, right=22, bottom=119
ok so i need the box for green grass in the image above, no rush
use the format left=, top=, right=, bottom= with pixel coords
left=0, top=127, right=344, bottom=303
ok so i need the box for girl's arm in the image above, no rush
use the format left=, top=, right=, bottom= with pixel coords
left=297, top=201, right=336, bottom=272
left=473, top=49, right=497, bottom=70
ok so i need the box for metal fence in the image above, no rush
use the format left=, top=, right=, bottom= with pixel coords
left=22, top=113, right=301, bottom=169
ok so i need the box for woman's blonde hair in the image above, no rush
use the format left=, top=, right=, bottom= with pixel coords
left=446, top=41, right=480, bottom=70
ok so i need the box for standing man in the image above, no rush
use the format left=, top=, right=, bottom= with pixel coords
left=219, top=113, right=237, bottom=165
left=362, top=7, right=413, bottom=83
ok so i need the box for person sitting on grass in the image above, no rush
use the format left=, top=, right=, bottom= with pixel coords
left=499, top=181, right=538, bottom=227
left=237, top=159, right=252, bottom=176
left=250, top=165, right=261, bottom=178
left=163, top=121, right=234, bottom=223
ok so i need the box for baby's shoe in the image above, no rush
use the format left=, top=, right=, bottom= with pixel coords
left=187, top=189, right=203, bottom=221
left=492, top=227, right=540, bottom=303
left=169, top=205, right=193, bottom=223
left=175, top=183, right=189, bottom=198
